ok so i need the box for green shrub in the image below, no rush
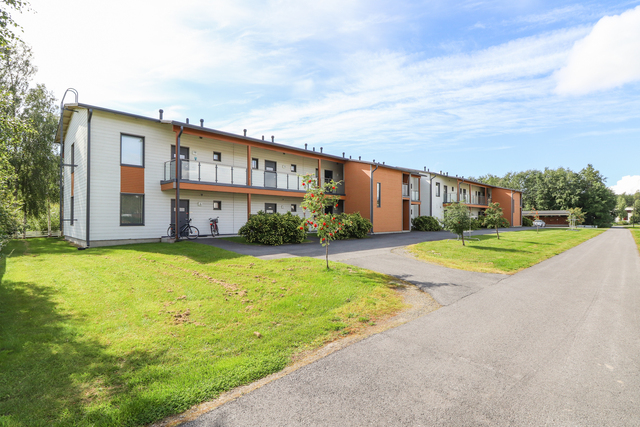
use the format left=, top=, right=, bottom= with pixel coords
left=522, top=216, right=533, bottom=227
left=618, top=220, right=628, bottom=225
left=469, top=218, right=483, bottom=230
left=411, top=216, right=442, bottom=231
left=238, top=211, right=306, bottom=245
left=334, top=212, right=371, bottom=239
left=496, top=217, right=511, bottom=228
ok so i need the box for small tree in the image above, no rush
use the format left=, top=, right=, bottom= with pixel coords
left=568, top=207, right=585, bottom=229
left=442, top=202, right=473, bottom=246
left=631, top=199, right=640, bottom=227
left=300, top=173, right=349, bottom=269
left=482, top=202, right=504, bottom=239
left=533, top=209, right=541, bottom=233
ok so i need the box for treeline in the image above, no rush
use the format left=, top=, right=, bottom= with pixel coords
left=472, top=165, right=616, bottom=227
left=1, top=1, right=59, bottom=249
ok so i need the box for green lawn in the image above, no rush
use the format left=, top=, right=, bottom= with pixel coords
left=408, top=228, right=605, bottom=274
left=630, top=228, right=640, bottom=253
left=0, top=239, right=404, bottom=427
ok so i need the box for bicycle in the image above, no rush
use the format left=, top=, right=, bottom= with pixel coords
left=167, top=218, right=199, bottom=240
left=209, top=217, right=220, bottom=237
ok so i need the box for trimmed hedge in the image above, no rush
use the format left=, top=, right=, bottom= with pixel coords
left=238, top=211, right=306, bottom=245
left=411, top=216, right=442, bottom=231
left=334, top=212, right=372, bottom=239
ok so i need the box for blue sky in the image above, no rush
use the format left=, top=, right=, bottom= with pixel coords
left=18, top=0, right=640, bottom=193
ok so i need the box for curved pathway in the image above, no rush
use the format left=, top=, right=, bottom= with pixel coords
left=185, top=228, right=640, bottom=426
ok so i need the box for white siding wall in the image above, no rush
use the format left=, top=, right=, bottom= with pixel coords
left=179, top=190, right=247, bottom=235
left=63, top=109, right=88, bottom=241
left=250, top=194, right=306, bottom=220
left=90, top=111, right=174, bottom=243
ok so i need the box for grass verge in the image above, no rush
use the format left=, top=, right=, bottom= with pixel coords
left=407, top=228, right=605, bottom=274
left=0, top=239, right=404, bottom=427
left=630, top=228, right=640, bottom=253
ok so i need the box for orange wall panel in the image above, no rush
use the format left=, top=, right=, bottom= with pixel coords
left=121, top=166, right=145, bottom=194
left=344, top=163, right=372, bottom=220
left=372, top=167, right=404, bottom=233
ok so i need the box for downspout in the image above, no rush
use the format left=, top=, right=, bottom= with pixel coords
left=511, top=190, right=514, bottom=226
left=86, top=108, right=93, bottom=247
left=429, top=173, right=436, bottom=217
left=175, top=126, right=184, bottom=241
left=370, top=163, right=379, bottom=233
left=58, top=112, right=64, bottom=235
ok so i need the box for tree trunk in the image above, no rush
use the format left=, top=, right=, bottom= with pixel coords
left=326, top=244, right=329, bottom=269
left=461, top=232, right=465, bottom=246
left=23, top=209, right=27, bottom=239
left=47, top=198, right=51, bottom=237
left=496, top=225, right=500, bottom=239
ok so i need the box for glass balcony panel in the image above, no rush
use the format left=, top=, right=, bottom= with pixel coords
left=199, top=162, right=217, bottom=182
left=265, top=171, right=277, bottom=188
left=402, top=184, right=409, bottom=197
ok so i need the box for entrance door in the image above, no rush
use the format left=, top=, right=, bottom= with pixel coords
left=265, top=160, right=277, bottom=188
left=170, top=145, right=190, bottom=180
left=171, top=199, right=190, bottom=231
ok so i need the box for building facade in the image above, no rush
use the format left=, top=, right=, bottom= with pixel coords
left=58, top=103, right=522, bottom=247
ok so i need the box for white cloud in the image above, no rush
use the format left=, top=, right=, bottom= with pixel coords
left=554, top=6, right=640, bottom=95
left=611, top=175, right=640, bottom=195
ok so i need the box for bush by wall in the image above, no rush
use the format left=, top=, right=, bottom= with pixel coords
left=238, top=212, right=306, bottom=245
left=333, top=212, right=372, bottom=239
left=411, top=216, right=442, bottom=231
left=522, top=217, right=533, bottom=227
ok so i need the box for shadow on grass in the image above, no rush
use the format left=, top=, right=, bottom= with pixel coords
left=0, top=269, right=182, bottom=426
left=470, top=245, right=531, bottom=253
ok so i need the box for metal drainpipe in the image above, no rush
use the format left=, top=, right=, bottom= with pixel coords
left=86, top=109, right=93, bottom=247
left=175, top=126, right=184, bottom=241
left=511, top=190, right=514, bottom=226
left=370, top=163, right=379, bottom=233
left=429, top=173, right=436, bottom=216
left=58, top=113, right=65, bottom=234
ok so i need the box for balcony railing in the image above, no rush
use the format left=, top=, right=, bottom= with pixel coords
left=442, top=192, right=489, bottom=206
left=164, top=160, right=346, bottom=193
left=402, top=184, right=409, bottom=197
left=411, top=190, right=419, bottom=201
left=164, top=160, right=247, bottom=185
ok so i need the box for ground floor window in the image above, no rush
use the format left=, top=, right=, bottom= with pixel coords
left=70, top=196, right=74, bottom=226
left=213, top=201, right=222, bottom=210
left=290, top=204, right=297, bottom=212
left=121, top=194, right=144, bottom=225
left=265, top=203, right=276, bottom=214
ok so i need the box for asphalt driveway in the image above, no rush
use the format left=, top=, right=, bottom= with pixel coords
left=184, top=228, right=640, bottom=426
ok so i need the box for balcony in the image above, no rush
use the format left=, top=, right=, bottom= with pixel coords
left=164, top=160, right=247, bottom=185
left=402, top=184, right=409, bottom=197
left=163, top=160, right=341, bottom=193
left=443, top=193, right=489, bottom=206
left=411, top=190, right=420, bottom=201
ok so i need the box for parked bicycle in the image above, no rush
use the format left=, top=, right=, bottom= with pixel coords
left=167, top=218, right=199, bottom=240
left=209, top=217, right=220, bottom=237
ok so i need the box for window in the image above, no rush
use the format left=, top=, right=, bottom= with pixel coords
left=213, top=201, right=222, bottom=210
left=264, top=203, right=277, bottom=214
left=265, top=160, right=276, bottom=172
left=213, top=151, right=222, bottom=162
left=70, top=196, right=74, bottom=226
left=121, top=134, right=144, bottom=166
left=252, top=158, right=259, bottom=169
left=290, top=204, right=297, bottom=212
left=436, top=182, right=441, bottom=197
left=121, top=194, right=144, bottom=225
left=290, top=164, right=297, bottom=173
left=376, top=182, right=381, bottom=208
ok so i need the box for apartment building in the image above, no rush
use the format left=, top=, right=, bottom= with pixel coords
left=419, top=172, right=522, bottom=226
left=57, top=103, right=520, bottom=248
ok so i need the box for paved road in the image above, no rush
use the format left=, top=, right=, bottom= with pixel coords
left=186, top=228, right=640, bottom=426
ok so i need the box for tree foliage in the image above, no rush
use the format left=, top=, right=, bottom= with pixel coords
left=482, top=202, right=504, bottom=239
left=568, top=207, right=585, bottom=227
left=300, top=173, right=350, bottom=268
left=0, top=0, right=30, bottom=53
left=1, top=39, right=59, bottom=237
left=631, top=199, right=640, bottom=226
left=442, top=202, right=472, bottom=246
left=474, top=164, right=616, bottom=227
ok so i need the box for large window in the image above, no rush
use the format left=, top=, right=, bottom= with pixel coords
left=376, top=182, right=381, bottom=208
left=121, top=194, right=144, bottom=225
left=121, top=134, right=144, bottom=166
left=436, top=182, right=441, bottom=197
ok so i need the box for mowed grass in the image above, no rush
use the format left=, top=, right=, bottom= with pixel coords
left=630, top=228, right=640, bottom=253
left=408, top=228, right=605, bottom=274
left=0, top=239, right=404, bottom=427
